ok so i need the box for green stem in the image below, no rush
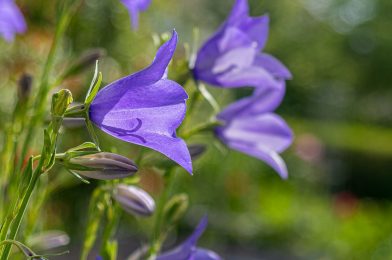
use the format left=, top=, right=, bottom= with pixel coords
left=148, top=168, right=176, bottom=259
left=181, top=120, right=222, bottom=140
left=0, top=159, right=44, bottom=260
left=15, top=8, right=70, bottom=176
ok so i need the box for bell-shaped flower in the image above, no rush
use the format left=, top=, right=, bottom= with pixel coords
left=157, top=216, right=221, bottom=260
left=0, top=0, right=26, bottom=42
left=193, top=0, right=291, bottom=89
left=89, top=31, right=193, bottom=174
left=215, top=83, right=293, bottom=178
left=120, top=0, right=151, bottom=29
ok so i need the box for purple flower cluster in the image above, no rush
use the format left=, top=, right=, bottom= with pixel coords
left=0, top=0, right=26, bottom=42
left=194, top=0, right=293, bottom=178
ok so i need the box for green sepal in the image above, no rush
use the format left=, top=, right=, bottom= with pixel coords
left=85, top=61, right=102, bottom=106
left=67, top=142, right=98, bottom=152
left=66, top=169, right=91, bottom=184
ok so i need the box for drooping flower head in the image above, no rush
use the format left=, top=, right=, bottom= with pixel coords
left=157, top=216, right=221, bottom=260
left=193, top=0, right=291, bottom=89
left=215, top=83, right=293, bottom=178
left=120, top=0, right=151, bottom=29
left=0, top=0, right=27, bottom=42
left=89, top=30, right=193, bottom=174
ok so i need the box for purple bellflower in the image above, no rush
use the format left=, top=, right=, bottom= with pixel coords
left=193, top=0, right=291, bottom=89
left=157, top=216, right=221, bottom=260
left=89, top=30, right=193, bottom=174
left=0, top=0, right=27, bottom=42
left=120, top=0, right=151, bottom=29
left=215, top=82, right=293, bottom=178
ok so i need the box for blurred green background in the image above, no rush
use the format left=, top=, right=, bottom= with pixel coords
left=1, top=0, right=392, bottom=259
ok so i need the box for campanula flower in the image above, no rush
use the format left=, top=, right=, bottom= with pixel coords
left=157, top=216, right=221, bottom=260
left=215, top=82, right=293, bottom=178
left=193, top=0, right=291, bottom=89
left=120, top=0, right=151, bottom=29
left=89, top=31, right=193, bottom=174
left=0, top=0, right=27, bottom=42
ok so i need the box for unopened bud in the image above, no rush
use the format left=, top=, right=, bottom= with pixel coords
left=188, top=144, right=207, bottom=161
left=63, top=49, right=106, bottom=79
left=51, top=89, right=73, bottom=117
left=163, top=194, right=189, bottom=225
left=17, top=73, right=33, bottom=101
left=113, top=184, right=155, bottom=217
left=28, top=230, right=70, bottom=251
left=67, top=152, right=138, bottom=180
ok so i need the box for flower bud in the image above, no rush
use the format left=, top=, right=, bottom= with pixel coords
left=113, top=184, right=155, bottom=217
left=188, top=144, right=207, bottom=161
left=28, top=230, right=70, bottom=251
left=62, top=48, right=106, bottom=79
left=51, top=89, right=73, bottom=117
left=17, top=73, right=33, bottom=101
left=68, top=152, right=138, bottom=180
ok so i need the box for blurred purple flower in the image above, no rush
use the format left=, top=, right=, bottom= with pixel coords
left=121, top=0, right=151, bottom=29
left=0, top=0, right=27, bottom=42
left=193, top=0, right=291, bottom=89
left=89, top=30, right=193, bottom=174
left=215, top=82, right=293, bottom=178
left=157, top=216, right=221, bottom=260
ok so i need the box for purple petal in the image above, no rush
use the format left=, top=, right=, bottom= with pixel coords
left=216, top=113, right=293, bottom=178
left=90, top=31, right=192, bottom=174
left=157, top=216, right=209, bottom=260
left=217, top=81, right=286, bottom=121
left=193, top=248, right=222, bottom=260
left=0, top=0, right=27, bottom=42
left=193, top=0, right=277, bottom=89
left=229, top=141, right=289, bottom=179
left=226, top=0, right=249, bottom=25
left=121, top=0, right=151, bottom=29
left=254, top=53, right=292, bottom=79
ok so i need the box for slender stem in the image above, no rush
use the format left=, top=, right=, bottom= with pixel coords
left=181, top=120, right=221, bottom=140
left=15, top=8, right=70, bottom=175
left=148, top=168, right=176, bottom=259
left=0, top=159, right=44, bottom=260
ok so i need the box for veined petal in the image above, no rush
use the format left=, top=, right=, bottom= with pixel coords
left=90, top=31, right=192, bottom=174
left=254, top=53, right=292, bottom=79
left=90, top=80, right=192, bottom=174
